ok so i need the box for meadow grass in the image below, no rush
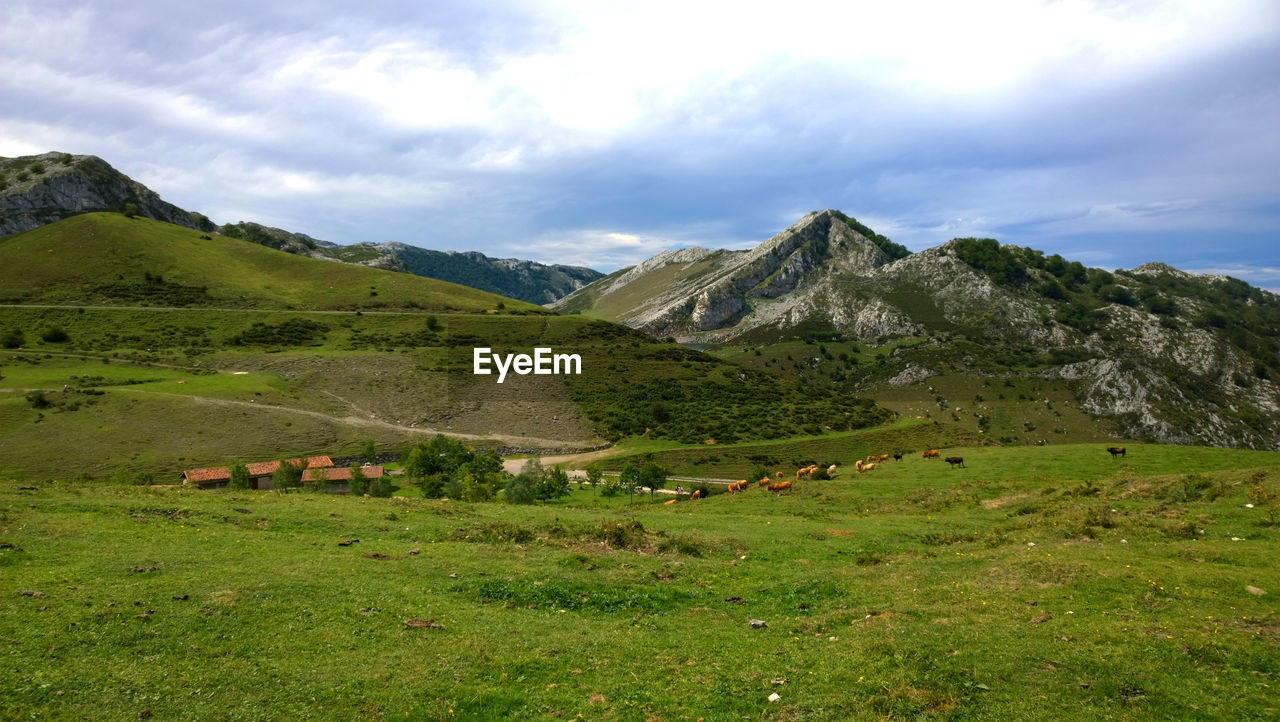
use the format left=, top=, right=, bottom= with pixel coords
left=2, top=443, right=1277, bottom=719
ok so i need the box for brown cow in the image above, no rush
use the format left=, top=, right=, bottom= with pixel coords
left=690, top=489, right=703, bottom=500
left=1106, top=446, right=1126, bottom=458
left=922, top=449, right=940, bottom=459
left=758, top=477, right=771, bottom=487
left=878, top=454, right=889, bottom=462
left=767, top=481, right=792, bottom=492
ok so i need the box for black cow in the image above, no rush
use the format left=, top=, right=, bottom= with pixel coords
left=944, top=456, right=965, bottom=468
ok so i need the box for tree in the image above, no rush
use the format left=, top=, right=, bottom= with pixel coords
left=618, top=462, right=642, bottom=496
left=585, top=464, right=603, bottom=491
left=122, top=202, right=139, bottom=218
left=404, top=434, right=471, bottom=478
left=369, top=473, right=393, bottom=498
left=504, top=459, right=541, bottom=504
left=640, top=462, right=668, bottom=496
left=537, top=466, right=571, bottom=501
left=228, top=462, right=251, bottom=490
left=308, top=467, right=328, bottom=493
left=362, top=439, right=378, bottom=463
left=349, top=464, right=369, bottom=495
left=272, top=459, right=304, bottom=489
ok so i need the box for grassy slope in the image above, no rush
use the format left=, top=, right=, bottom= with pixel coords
left=713, top=337, right=1121, bottom=445
left=0, top=307, right=887, bottom=479
left=0, top=213, right=539, bottom=312
left=2, top=445, right=1277, bottom=719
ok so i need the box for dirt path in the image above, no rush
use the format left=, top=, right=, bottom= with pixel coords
left=501, top=447, right=629, bottom=476
left=116, top=388, right=604, bottom=450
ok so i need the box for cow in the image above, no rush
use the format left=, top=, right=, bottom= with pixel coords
left=767, top=481, right=792, bottom=493
left=922, top=449, right=941, bottom=459
left=690, top=489, right=703, bottom=500
left=893, top=452, right=903, bottom=461
left=944, top=456, right=965, bottom=468
left=1107, top=446, right=1126, bottom=458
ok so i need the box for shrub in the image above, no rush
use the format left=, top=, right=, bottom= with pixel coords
left=369, top=473, right=393, bottom=498
left=271, top=459, right=304, bottom=489
left=228, top=462, right=251, bottom=490
left=41, top=327, right=69, bottom=343
left=1, top=330, right=24, bottom=349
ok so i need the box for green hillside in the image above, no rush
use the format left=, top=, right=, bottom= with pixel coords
left=0, top=213, right=540, bottom=313
left=0, top=214, right=895, bottom=480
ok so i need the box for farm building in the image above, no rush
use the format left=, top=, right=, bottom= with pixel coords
left=301, top=465, right=384, bottom=493
left=182, top=456, right=335, bottom=490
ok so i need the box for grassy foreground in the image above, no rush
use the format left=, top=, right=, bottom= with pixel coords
left=2, top=444, right=1278, bottom=719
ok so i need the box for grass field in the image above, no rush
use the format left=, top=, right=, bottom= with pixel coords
left=3, top=443, right=1277, bottom=719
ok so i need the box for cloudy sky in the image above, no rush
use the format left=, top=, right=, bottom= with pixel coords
left=4, top=1, right=1278, bottom=286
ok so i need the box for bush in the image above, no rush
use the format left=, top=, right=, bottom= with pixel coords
left=24, top=391, right=51, bottom=409
left=228, top=462, right=251, bottom=490
left=271, top=459, right=304, bottom=489
left=349, top=464, right=370, bottom=495
left=41, top=327, right=69, bottom=343
left=369, top=474, right=393, bottom=498
left=504, top=461, right=539, bottom=504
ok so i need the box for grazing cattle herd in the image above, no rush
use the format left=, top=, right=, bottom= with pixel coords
left=657, top=446, right=1130, bottom=505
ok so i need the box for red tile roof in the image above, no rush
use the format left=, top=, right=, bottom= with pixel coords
left=245, top=456, right=333, bottom=477
left=182, top=466, right=231, bottom=483
left=303, top=465, right=384, bottom=482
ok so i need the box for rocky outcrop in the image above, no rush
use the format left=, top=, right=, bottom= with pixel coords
left=552, top=209, right=898, bottom=339
left=0, top=152, right=206, bottom=237
left=555, top=208, right=1280, bottom=449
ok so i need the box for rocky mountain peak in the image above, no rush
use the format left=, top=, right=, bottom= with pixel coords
left=0, top=152, right=208, bottom=237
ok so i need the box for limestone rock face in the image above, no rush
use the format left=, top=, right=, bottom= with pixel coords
left=0, top=152, right=203, bottom=236
left=554, top=208, right=1280, bottom=450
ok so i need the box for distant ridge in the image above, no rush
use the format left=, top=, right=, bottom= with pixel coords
left=0, top=151, right=601, bottom=303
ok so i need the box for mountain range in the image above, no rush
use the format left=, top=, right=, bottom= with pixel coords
left=4, top=150, right=1277, bottom=451
left=0, top=152, right=600, bottom=304
left=555, top=210, right=1280, bottom=449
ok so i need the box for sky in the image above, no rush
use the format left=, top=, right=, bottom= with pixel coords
left=3, top=1, right=1279, bottom=288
